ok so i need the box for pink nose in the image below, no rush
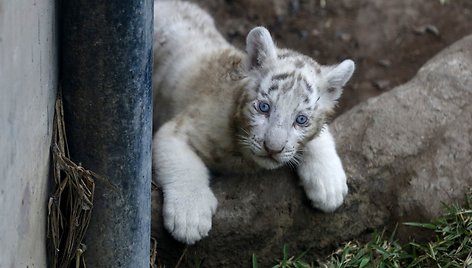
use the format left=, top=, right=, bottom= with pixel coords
left=263, top=142, right=284, bottom=156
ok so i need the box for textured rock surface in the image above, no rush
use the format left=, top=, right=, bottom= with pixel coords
left=152, top=35, right=472, bottom=267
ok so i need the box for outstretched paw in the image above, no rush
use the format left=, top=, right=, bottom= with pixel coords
left=162, top=187, right=218, bottom=244
left=299, top=165, right=348, bottom=213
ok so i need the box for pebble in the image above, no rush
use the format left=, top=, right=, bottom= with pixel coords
left=377, top=59, right=392, bottom=67
left=336, top=31, right=352, bottom=42
left=414, top=24, right=440, bottom=37
left=373, top=80, right=391, bottom=91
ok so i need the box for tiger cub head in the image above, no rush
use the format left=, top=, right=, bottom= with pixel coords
left=235, top=27, right=355, bottom=169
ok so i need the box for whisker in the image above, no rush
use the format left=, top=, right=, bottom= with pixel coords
left=251, top=140, right=262, bottom=150
left=286, top=161, right=293, bottom=170
left=287, top=160, right=296, bottom=170
left=239, top=127, right=250, bottom=136
left=290, top=154, right=301, bottom=166
left=236, top=135, right=246, bottom=142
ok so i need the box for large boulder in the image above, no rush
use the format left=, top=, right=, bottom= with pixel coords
left=151, top=35, right=472, bottom=267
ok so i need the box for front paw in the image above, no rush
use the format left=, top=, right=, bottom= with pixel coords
left=299, top=166, right=348, bottom=213
left=162, top=187, right=218, bottom=244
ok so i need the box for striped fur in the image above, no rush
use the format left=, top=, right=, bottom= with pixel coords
left=153, top=1, right=354, bottom=245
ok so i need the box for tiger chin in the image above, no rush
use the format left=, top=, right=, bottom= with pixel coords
left=153, top=1, right=355, bottom=245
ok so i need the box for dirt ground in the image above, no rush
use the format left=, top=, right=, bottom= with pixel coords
left=191, top=0, right=472, bottom=115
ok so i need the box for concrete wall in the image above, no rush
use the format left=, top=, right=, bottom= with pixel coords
left=0, top=0, right=57, bottom=267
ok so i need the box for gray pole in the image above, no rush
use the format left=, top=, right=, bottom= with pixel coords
left=61, top=0, right=153, bottom=267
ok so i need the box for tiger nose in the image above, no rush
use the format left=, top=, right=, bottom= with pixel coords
left=263, top=141, right=285, bottom=156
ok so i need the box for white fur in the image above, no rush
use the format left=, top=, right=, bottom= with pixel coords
left=297, top=127, right=348, bottom=212
left=153, top=1, right=354, bottom=244
left=321, top=60, right=356, bottom=103
left=245, top=27, right=277, bottom=69
left=154, top=122, right=217, bottom=244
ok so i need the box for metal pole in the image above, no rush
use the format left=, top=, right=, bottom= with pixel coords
left=61, top=0, right=153, bottom=267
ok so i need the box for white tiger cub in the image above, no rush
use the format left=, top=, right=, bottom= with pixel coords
left=153, top=1, right=355, bottom=244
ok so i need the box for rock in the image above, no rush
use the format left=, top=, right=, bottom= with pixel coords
left=414, top=24, right=440, bottom=37
left=377, top=59, right=392, bottom=67
left=373, top=79, right=391, bottom=91
left=333, top=34, right=472, bottom=234
left=335, top=31, right=353, bottom=43
left=151, top=35, right=472, bottom=267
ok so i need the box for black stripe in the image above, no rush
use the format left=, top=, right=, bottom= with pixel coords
left=255, top=83, right=261, bottom=93
left=283, top=79, right=296, bottom=92
left=268, top=84, right=278, bottom=92
left=277, top=52, right=296, bottom=59
left=302, top=78, right=313, bottom=93
left=272, top=73, right=291, bottom=81
left=295, top=60, right=305, bottom=68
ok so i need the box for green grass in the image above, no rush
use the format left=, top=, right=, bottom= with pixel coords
left=254, top=191, right=472, bottom=268
left=268, top=245, right=314, bottom=268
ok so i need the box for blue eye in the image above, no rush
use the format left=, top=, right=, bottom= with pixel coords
left=295, top=115, right=308, bottom=125
left=258, top=101, right=270, bottom=113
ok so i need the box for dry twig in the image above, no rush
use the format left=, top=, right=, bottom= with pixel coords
left=47, top=91, right=97, bottom=268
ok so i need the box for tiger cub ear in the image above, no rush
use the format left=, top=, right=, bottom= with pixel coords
left=245, top=27, right=277, bottom=71
left=321, top=59, right=355, bottom=102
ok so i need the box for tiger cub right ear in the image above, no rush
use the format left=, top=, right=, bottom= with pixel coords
left=320, top=59, right=355, bottom=105
left=245, top=27, right=277, bottom=71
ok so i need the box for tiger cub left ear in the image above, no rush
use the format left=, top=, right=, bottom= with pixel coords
left=322, top=59, right=355, bottom=101
left=245, top=27, right=277, bottom=71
